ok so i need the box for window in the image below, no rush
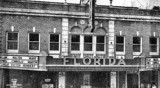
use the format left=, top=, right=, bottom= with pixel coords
left=96, top=36, right=105, bottom=51
left=70, top=27, right=107, bottom=58
left=50, top=34, right=59, bottom=51
left=29, top=33, right=39, bottom=53
left=133, top=37, right=142, bottom=53
left=84, top=35, right=92, bottom=51
left=7, top=32, right=18, bottom=53
left=116, top=36, right=124, bottom=52
left=71, top=35, right=80, bottom=51
left=150, top=37, right=159, bottom=55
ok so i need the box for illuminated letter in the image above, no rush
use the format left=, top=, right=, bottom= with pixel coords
left=117, top=59, right=126, bottom=65
left=109, top=58, right=116, bottom=65
left=74, top=57, right=80, bottom=65
left=83, top=57, right=91, bottom=65
left=103, top=58, right=106, bottom=65
left=63, top=58, right=69, bottom=65
left=94, top=57, right=100, bottom=65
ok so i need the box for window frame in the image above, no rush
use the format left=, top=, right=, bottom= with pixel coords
left=95, top=35, right=106, bottom=54
left=83, top=34, right=93, bottom=52
left=70, top=34, right=80, bottom=52
left=70, top=33, right=106, bottom=54
left=6, top=32, right=19, bottom=53
left=149, top=37, right=159, bottom=55
left=132, top=36, right=142, bottom=55
left=28, top=33, right=40, bottom=53
left=49, top=33, right=60, bottom=54
left=116, top=36, right=125, bottom=55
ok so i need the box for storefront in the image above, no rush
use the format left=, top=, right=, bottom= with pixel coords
left=0, top=55, right=58, bottom=88
left=139, top=57, right=160, bottom=88
left=0, top=55, right=142, bottom=88
left=47, top=56, right=141, bottom=88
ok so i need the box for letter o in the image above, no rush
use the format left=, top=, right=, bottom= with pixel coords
left=83, top=58, right=91, bottom=65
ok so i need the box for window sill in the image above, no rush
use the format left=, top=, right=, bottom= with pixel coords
left=49, top=51, right=60, bottom=54
left=96, top=51, right=105, bottom=54
left=133, top=52, right=142, bottom=56
left=28, top=50, right=40, bottom=53
left=7, top=50, right=18, bottom=53
left=71, top=51, right=81, bottom=53
left=116, top=52, right=125, bottom=55
left=149, top=52, right=159, bottom=56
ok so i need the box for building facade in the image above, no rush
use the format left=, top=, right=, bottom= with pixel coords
left=0, top=0, right=160, bottom=88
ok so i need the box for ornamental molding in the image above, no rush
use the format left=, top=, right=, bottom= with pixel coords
left=1, top=7, right=160, bottom=22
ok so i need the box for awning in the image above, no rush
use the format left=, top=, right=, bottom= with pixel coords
left=47, top=65, right=140, bottom=71
left=0, top=67, right=47, bottom=71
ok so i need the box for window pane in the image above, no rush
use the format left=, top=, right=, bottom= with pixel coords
left=133, top=45, right=140, bottom=52
left=84, top=44, right=92, bottom=51
left=8, top=42, right=18, bottom=49
left=71, top=35, right=80, bottom=42
left=96, top=44, right=104, bottom=51
left=116, top=45, right=124, bottom=51
left=8, top=33, right=18, bottom=40
left=50, top=34, right=59, bottom=42
left=97, top=36, right=104, bottom=43
left=29, top=42, right=39, bottom=50
left=71, top=43, right=80, bottom=50
left=84, top=35, right=92, bottom=51
left=7, top=32, right=18, bottom=50
left=50, top=43, right=59, bottom=50
left=116, top=36, right=124, bottom=43
left=29, top=34, right=39, bottom=41
left=84, top=36, right=92, bottom=43
left=133, top=37, right=140, bottom=44
left=150, top=37, right=157, bottom=44
left=150, top=45, right=157, bottom=52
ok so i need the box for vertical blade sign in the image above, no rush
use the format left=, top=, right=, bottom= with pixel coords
left=89, top=0, right=95, bottom=32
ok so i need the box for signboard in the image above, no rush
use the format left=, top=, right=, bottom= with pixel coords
left=0, top=56, right=38, bottom=69
left=63, top=57, right=126, bottom=66
left=146, top=58, right=160, bottom=69
left=6, top=79, right=22, bottom=88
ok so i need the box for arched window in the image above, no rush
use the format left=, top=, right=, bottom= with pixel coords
left=70, top=26, right=82, bottom=51
left=95, top=27, right=107, bottom=34
left=70, top=26, right=82, bottom=33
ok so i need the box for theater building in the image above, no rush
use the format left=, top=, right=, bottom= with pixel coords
left=0, top=0, right=160, bottom=88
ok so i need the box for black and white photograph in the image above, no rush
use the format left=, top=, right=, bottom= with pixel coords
left=0, top=0, right=160, bottom=88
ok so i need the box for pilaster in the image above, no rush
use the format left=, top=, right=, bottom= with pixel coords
left=0, top=15, right=3, bottom=54
left=61, top=18, right=69, bottom=57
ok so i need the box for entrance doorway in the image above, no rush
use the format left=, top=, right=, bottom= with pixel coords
left=127, top=74, right=138, bottom=88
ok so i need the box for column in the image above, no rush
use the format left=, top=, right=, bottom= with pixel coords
left=62, top=18, right=69, bottom=57
left=58, top=72, right=65, bottom=88
left=108, top=20, right=115, bottom=58
left=108, top=20, right=116, bottom=88
left=111, top=72, right=116, bottom=88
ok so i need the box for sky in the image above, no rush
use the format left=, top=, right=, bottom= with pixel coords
left=32, top=0, right=160, bottom=9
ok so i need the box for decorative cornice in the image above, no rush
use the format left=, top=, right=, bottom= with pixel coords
left=1, top=7, right=160, bottom=22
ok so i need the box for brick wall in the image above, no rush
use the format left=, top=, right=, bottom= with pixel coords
left=3, top=15, right=62, bottom=54
left=115, top=21, right=160, bottom=59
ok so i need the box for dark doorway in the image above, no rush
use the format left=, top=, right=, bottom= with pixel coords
left=127, top=74, right=138, bottom=88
